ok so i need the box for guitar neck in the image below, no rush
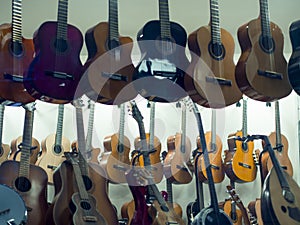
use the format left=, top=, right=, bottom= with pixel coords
left=242, top=98, right=248, bottom=137
left=149, top=102, right=156, bottom=151
left=259, top=0, right=272, bottom=38
left=0, top=104, right=5, bottom=146
left=12, top=0, right=23, bottom=43
left=56, top=0, right=69, bottom=40
left=274, top=100, right=282, bottom=148
left=117, top=103, right=125, bottom=153
left=211, top=109, right=217, bottom=150
left=159, top=0, right=171, bottom=40
left=108, top=0, right=119, bottom=41
left=209, top=0, right=221, bottom=44
left=166, top=178, right=173, bottom=204
left=180, top=103, right=187, bottom=154
left=86, top=100, right=95, bottom=152
left=54, top=104, right=65, bottom=147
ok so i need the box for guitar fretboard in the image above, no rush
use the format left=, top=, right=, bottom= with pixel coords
left=0, top=105, right=5, bottom=146
left=274, top=100, right=282, bottom=148
left=259, top=0, right=272, bottom=38
left=159, top=0, right=171, bottom=40
left=57, top=0, right=69, bottom=40
left=54, top=104, right=65, bottom=147
left=210, top=0, right=221, bottom=44
left=109, top=0, right=119, bottom=42
left=12, top=0, right=23, bottom=43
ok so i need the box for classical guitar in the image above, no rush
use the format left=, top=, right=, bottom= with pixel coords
left=288, top=20, right=300, bottom=95
left=84, top=0, right=137, bottom=105
left=235, top=0, right=292, bottom=102
left=0, top=184, right=27, bottom=225
left=133, top=0, right=189, bottom=103
left=189, top=100, right=232, bottom=225
left=0, top=103, right=48, bottom=225
left=65, top=152, right=107, bottom=225
left=134, top=101, right=163, bottom=184
left=0, top=0, right=35, bottom=104
left=184, top=0, right=242, bottom=108
left=101, top=103, right=131, bottom=183
left=198, top=109, right=225, bottom=183
left=256, top=135, right=300, bottom=225
left=224, top=98, right=257, bottom=183
left=24, top=0, right=83, bottom=103
left=163, top=101, right=193, bottom=184
left=0, top=104, right=10, bottom=164
left=261, top=100, right=293, bottom=181
left=37, top=104, right=71, bottom=184
left=248, top=199, right=263, bottom=225
left=225, top=185, right=251, bottom=225
left=129, top=100, right=185, bottom=225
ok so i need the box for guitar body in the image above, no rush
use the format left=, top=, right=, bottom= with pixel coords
left=223, top=199, right=243, bottom=225
left=229, top=131, right=257, bottom=183
left=261, top=169, right=300, bottom=225
left=163, top=133, right=193, bottom=184
left=0, top=143, right=10, bottom=164
left=24, top=21, right=83, bottom=103
left=37, top=133, right=71, bottom=184
left=288, top=20, right=300, bottom=95
left=0, top=160, right=48, bottom=225
left=101, top=133, right=131, bottom=183
left=133, top=20, right=189, bottom=103
left=185, top=26, right=242, bottom=108
left=235, top=18, right=292, bottom=102
left=9, top=135, right=40, bottom=164
left=198, top=132, right=225, bottom=183
left=70, top=192, right=107, bottom=225
left=192, top=207, right=232, bottom=225
left=152, top=200, right=185, bottom=225
left=0, top=23, right=35, bottom=104
left=85, top=22, right=137, bottom=105
left=134, top=133, right=163, bottom=184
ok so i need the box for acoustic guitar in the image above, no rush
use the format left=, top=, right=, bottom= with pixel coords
left=84, top=0, right=137, bottom=105
left=37, top=104, right=71, bottom=184
left=248, top=199, right=263, bottom=225
left=24, top=0, right=83, bottom=103
left=261, top=100, right=293, bottom=181
left=288, top=20, right=300, bottom=95
left=258, top=135, right=300, bottom=225
left=198, top=109, right=225, bottom=183
left=163, top=101, right=193, bottom=184
left=134, top=101, right=163, bottom=184
left=184, top=0, right=242, bottom=108
left=0, top=104, right=10, bottom=164
left=224, top=98, right=257, bottom=183
left=133, top=0, right=189, bottom=103
left=189, top=99, right=232, bottom=225
left=235, top=0, right=292, bottom=102
left=101, top=103, right=131, bottom=183
left=0, top=103, right=48, bottom=225
left=0, top=184, right=27, bottom=225
left=0, top=0, right=35, bottom=104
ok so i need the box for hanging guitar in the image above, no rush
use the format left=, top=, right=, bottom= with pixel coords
left=288, top=20, right=300, bottom=95
left=129, top=100, right=185, bottom=225
left=246, top=135, right=300, bottom=225
left=84, top=0, right=137, bottom=105
left=187, top=99, right=232, bottom=225
left=24, top=0, right=83, bottom=103
left=36, top=104, right=71, bottom=184
left=0, top=103, right=48, bottom=225
left=132, top=0, right=189, bottom=103
left=0, top=104, right=10, bottom=164
left=0, top=0, right=35, bottom=104
left=163, top=101, right=193, bottom=184
left=184, top=0, right=242, bottom=108
left=235, top=0, right=292, bottom=102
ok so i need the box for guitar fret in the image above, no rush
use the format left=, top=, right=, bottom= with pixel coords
left=274, top=101, right=282, bottom=147
left=149, top=102, right=155, bottom=150
left=12, top=0, right=23, bottom=43
left=86, top=101, right=95, bottom=153
left=56, top=0, right=69, bottom=40
left=0, top=105, right=4, bottom=146
left=259, top=0, right=272, bottom=38
left=242, top=99, right=247, bottom=137
left=109, top=0, right=119, bottom=41
left=55, top=104, right=64, bottom=147
left=180, top=104, right=187, bottom=154
left=159, top=0, right=171, bottom=39
left=118, top=104, right=125, bottom=150
left=210, top=0, right=221, bottom=44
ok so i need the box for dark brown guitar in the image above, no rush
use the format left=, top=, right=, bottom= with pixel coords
left=0, top=104, right=10, bottom=164
left=184, top=0, right=242, bottom=108
left=0, top=0, right=35, bottom=104
left=84, top=0, right=136, bottom=105
left=0, top=103, right=48, bottom=225
left=235, top=0, right=292, bottom=102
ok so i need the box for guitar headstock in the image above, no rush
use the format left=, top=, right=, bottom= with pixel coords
left=226, top=185, right=241, bottom=204
left=72, top=98, right=84, bottom=109
left=64, top=152, right=79, bottom=165
left=22, top=102, right=36, bottom=112
left=129, top=100, right=143, bottom=123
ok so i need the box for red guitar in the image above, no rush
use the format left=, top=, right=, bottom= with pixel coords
left=24, top=0, right=83, bottom=103
left=0, top=0, right=35, bottom=104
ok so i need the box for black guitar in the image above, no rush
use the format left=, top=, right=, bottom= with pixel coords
left=288, top=19, right=300, bottom=95
left=132, top=0, right=189, bottom=103
left=188, top=99, right=232, bottom=225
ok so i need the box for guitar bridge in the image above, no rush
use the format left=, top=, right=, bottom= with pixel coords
left=102, top=72, right=128, bottom=82
left=153, top=70, right=182, bottom=78
left=83, top=216, right=97, bottom=222
left=238, top=162, right=251, bottom=169
left=205, top=76, right=232, bottom=86
left=4, top=73, right=24, bottom=83
left=45, top=70, right=74, bottom=80
left=257, top=69, right=283, bottom=80
left=113, top=164, right=127, bottom=171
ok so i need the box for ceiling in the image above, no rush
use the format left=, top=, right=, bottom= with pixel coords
left=0, top=0, right=299, bottom=57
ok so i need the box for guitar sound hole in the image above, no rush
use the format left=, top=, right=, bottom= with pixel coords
left=107, top=39, right=120, bottom=50
left=259, top=35, right=275, bottom=53
left=80, top=201, right=91, bottom=210
left=82, top=175, right=92, bottom=191
left=281, top=206, right=287, bottom=213
left=15, top=177, right=31, bottom=192
left=9, top=41, right=24, bottom=57
left=54, top=145, right=62, bottom=154
left=209, top=42, right=225, bottom=60
left=54, top=38, right=68, bottom=53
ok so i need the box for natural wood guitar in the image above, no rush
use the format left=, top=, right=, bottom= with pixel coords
left=0, top=104, right=9, bottom=164
left=235, top=0, right=292, bottom=102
